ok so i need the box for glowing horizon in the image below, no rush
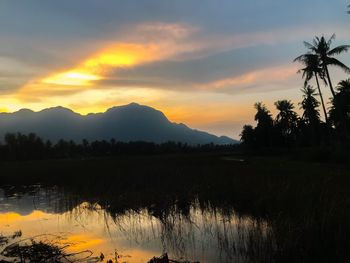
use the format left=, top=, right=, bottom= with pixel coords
left=0, top=1, right=349, bottom=138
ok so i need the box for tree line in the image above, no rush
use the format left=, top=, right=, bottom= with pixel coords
left=240, top=34, right=350, bottom=150
left=0, top=133, right=236, bottom=161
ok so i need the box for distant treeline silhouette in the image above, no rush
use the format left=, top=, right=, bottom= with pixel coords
left=0, top=133, right=236, bottom=161
left=241, top=35, right=350, bottom=152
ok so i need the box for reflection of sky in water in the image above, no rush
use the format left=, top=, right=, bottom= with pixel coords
left=0, top=187, right=269, bottom=263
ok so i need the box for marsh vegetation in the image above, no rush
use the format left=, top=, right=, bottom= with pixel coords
left=0, top=153, right=349, bottom=262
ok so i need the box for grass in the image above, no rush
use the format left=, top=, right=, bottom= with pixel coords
left=0, top=232, right=96, bottom=263
left=0, top=152, right=349, bottom=262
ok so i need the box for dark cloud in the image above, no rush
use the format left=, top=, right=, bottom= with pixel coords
left=0, top=0, right=346, bottom=38
left=0, top=0, right=349, bottom=101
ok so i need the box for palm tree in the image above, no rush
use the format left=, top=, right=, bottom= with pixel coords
left=253, top=102, right=274, bottom=147
left=329, top=79, right=350, bottom=130
left=337, top=79, right=350, bottom=93
left=274, top=100, right=299, bottom=136
left=240, top=125, right=255, bottom=147
left=302, top=34, right=350, bottom=97
left=254, top=102, right=273, bottom=127
left=294, top=53, right=328, bottom=122
left=299, top=85, right=320, bottom=127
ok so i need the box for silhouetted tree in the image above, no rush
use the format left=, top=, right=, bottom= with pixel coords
left=254, top=102, right=273, bottom=128
left=254, top=102, right=274, bottom=147
left=0, top=134, right=236, bottom=161
left=298, top=85, right=324, bottom=145
left=240, top=125, right=255, bottom=148
left=294, top=53, right=328, bottom=123
left=329, top=79, right=350, bottom=138
left=302, top=34, right=350, bottom=97
left=300, top=85, right=321, bottom=127
left=274, top=100, right=299, bottom=145
left=4, top=133, right=45, bottom=160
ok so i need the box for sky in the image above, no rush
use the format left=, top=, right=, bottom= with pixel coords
left=0, top=0, right=349, bottom=139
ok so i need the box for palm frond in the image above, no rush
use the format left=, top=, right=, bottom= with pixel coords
left=293, top=53, right=318, bottom=64
left=314, top=37, right=320, bottom=47
left=301, top=69, right=307, bottom=79
left=326, top=57, right=350, bottom=73
left=293, top=54, right=305, bottom=62
left=328, top=45, right=350, bottom=56
left=320, top=75, right=328, bottom=86
left=327, top=34, right=336, bottom=47
left=336, top=78, right=350, bottom=92
left=303, top=41, right=315, bottom=50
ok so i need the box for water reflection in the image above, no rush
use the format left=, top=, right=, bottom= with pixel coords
left=0, top=186, right=272, bottom=263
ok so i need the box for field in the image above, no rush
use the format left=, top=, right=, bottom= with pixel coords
left=1, top=153, right=350, bottom=262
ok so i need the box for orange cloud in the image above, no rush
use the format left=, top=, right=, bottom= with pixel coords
left=196, top=64, right=299, bottom=91
left=41, top=43, right=163, bottom=87
left=16, top=25, right=197, bottom=102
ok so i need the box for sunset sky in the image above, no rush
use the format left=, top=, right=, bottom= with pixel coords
left=0, top=0, right=349, bottom=138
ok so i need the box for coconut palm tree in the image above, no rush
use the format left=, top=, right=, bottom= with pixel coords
left=253, top=102, right=274, bottom=147
left=302, top=34, right=350, bottom=97
left=274, top=100, right=299, bottom=135
left=329, top=79, right=350, bottom=131
left=254, top=102, right=273, bottom=128
left=294, top=53, right=328, bottom=123
left=337, top=79, right=350, bottom=93
left=299, top=85, right=320, bottom=127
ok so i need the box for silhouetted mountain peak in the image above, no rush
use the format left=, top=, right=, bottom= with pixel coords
left=15, top=109, right=34, bottom=115
left=105, top=102, right=169, bottom=123
left=107, top=102, right=154, bottom=113
left=39, top=106, right=78, bottom=115
left=0, top=103, right=238, bottom=145
left=127, top=102, right=141, bottom=107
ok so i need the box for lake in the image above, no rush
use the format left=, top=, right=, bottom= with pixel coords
left=0, top=185, right=272, bottom=263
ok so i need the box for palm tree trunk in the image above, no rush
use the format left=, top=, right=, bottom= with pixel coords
left=314, top=73, right=328, bottom=124
left=325, top=66, right=336, bottom=97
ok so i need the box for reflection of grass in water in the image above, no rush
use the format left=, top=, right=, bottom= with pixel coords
left=1, top=153, right=350, bottom=262
left=62, top=199, right=275, bottom=263
left=0, top=232, right=99, bottom=262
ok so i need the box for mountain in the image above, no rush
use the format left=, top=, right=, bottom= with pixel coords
left=0, top=103, right=238, bottom=145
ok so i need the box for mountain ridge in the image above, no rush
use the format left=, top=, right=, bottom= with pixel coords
left=0, top=103, right=238, bottom=145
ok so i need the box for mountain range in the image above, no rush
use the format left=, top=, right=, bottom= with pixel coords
left=0, top=103, right=237, bottom=145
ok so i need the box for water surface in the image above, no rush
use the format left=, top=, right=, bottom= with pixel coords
left=0, top=186, right=271, bottom=263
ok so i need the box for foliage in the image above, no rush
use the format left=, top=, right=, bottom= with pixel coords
left=302, top=34, right=350, bottom=96
left=299, top=85, right=320, bottom=125
left=0, top=133, right=237, bottom=161
left=239, top=80, right=350, bottom=148
left=329, top=79, right=350, bottom=134
left=274, top=100, right=299, bottom=137
left=251, top=103, right=275, bottom=148
left=294, top=52, right=328, bottom=122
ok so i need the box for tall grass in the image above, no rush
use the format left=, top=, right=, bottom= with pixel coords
left=1, top=153, right=349, bottom=262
